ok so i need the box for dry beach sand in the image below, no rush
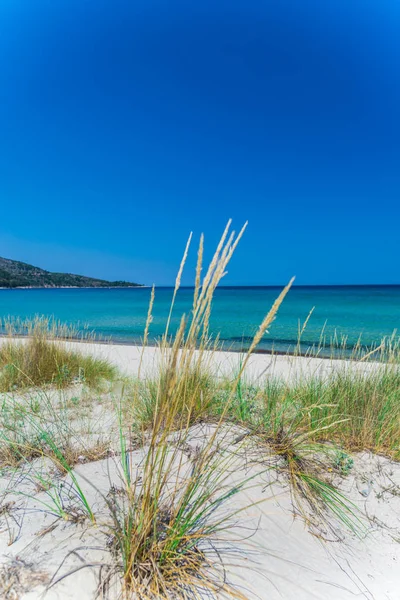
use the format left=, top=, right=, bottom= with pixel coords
left=63, top=340, right=382, bottom=384
left=0, top=340, right=399, bottom=600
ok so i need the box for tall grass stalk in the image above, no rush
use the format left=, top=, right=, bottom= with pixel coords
left=107, top=221, right=295, bottom=598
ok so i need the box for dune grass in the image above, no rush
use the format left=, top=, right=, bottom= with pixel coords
left=125, top=365, right=217, bottom=433
left=1, top=221, right=293, bottom=598
left=101, top=221, right=300, bottom=598
left=0, top=318, right=116, bottom=392
left=129, top=350, right=400, bottom=464
left=124, top=337, right=400, bottom=539
left=0, top=383, right=111, bottom=472
left=2, top=222, right=399, bottom=598
left=0, top=319, right=115, bottom=470
left=294, top=367, right=400, bottom=458
left=217, top=363, right=400, bottom=460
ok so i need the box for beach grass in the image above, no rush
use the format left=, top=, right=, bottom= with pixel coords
left=0, top=318, right=116, bottom=391
left=104, top=222, right=375, bottom=598
left=106, top=221, right=272, bottom=597
left=1, top=223, right=399, bottom=598
left=125, top=364, right=217, bottom=433
left=0, top=382, right=111, bottom=471
left=216, top=363, right=400, bottom=460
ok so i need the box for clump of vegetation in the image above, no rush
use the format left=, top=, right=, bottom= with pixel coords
left=254, top=424, right=360, bottom=532
left=258, top=368, right=400, bottom=460
left=105, top=221, right=296, bottom=598
left=304, top=367, right=400, bottom=458
left=126, top=366, right=217, bottom=431
left=0, top=320, right=115, bottom=473
left=3, top=222, right=396, bottom=598
left=0, top=318, right=116, bottom=391
left=334, top=450, right=354, bottom=475
left=216, top=359, right=400, bottom=461
left=198, top=347, right=400, bottom=527
left=215, top=378, right=361, bottom=531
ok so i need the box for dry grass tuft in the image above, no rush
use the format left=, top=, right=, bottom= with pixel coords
left=107, top=220, right=293, bottom=599
left=215, top=375, right=365, bottom=532
left=0, top=318, right=116, bottom=391
left=127, top=366, right=217, bottom=432
left=255, top=425, right=360, bottom=533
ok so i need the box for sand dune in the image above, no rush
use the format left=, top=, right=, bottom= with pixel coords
left=0, top=341, right=399, bottom=599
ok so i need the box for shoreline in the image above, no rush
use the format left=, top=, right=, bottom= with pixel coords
left=0, top=336, right=380, bottom=383
left=0, top=331, right=360, bottom=361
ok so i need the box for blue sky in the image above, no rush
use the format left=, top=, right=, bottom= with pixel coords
left=0, top=0, right=399, bottom=285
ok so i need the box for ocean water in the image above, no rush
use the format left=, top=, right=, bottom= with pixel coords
left=0, top=286, right=399, bottom=355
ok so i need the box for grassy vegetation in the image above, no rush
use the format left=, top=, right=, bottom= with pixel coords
left=105, top=221, right=275, bottom=598
left=0, top=318, right=116, bottom=391
left=128, top=353, right=400, bottom=462
left=125, top=365, right=217, bottom=432
left=0, top=319, right=116, bottom=478
left=125, top=363, right=397, bottom=533
left=215, top=363, right=400, bottom=460
left=0, top=382, right=112, bottom=472
left=0, top=222, right=399, bottom=598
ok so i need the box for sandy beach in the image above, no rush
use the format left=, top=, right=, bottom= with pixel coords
left=1, top=338, right=399, bottom=599
left=63, top=339, right=381, bottom=383
left=2, top=0, right=399, bottom=596
left=1, top=420, right=399, bottom=600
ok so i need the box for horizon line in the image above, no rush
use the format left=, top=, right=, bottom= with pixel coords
left=159, top=283, right=400, bottom=288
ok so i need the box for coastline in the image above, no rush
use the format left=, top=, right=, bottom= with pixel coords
left=0, top=285, right=147, bottom=289
left=0, top=336, right=378, bottom=383
left=0, top=331, right=364, bottom=360
left=1, top=286, right=398, bottom=358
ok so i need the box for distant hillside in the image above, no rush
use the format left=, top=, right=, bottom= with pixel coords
left=0, top=257, right=142, bottom=288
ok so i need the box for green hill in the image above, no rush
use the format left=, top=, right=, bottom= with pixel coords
left=0, top=256, right=141, bottom=288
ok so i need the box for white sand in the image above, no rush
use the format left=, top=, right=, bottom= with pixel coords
left=1, top=425, right=399, bottom=600
left=63, top=339, right=381, bottom=383
left=0, top=340, right=399, bottom=599
left=0, top=337, right=382, bottom=384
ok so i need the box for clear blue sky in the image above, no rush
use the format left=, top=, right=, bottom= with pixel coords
left=0, top=0, right=399, bottom=285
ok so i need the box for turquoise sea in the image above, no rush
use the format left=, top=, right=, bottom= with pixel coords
left=0, top=286, right=399, bottom=356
